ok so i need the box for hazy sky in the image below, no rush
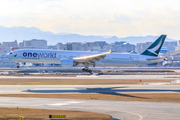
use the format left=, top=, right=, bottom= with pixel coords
left=0, top=0, right=180, bottom=39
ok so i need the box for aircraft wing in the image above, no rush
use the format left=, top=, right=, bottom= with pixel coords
left=146, top=57, right=166, bottom=61
left=73, top=51, right=114, bottom=63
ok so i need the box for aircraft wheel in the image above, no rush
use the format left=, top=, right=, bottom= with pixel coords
left=88, top=70, right=92, bottom=73
left=82, top=68, right=86, bottom=72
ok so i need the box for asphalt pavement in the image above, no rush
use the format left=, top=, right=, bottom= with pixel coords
left=0, top=74, right=180, bottom=120
left=0, top=85, right=180, bottom=94
left=0, top=97, right=179, bottom=120
left=0, top=74, right=179, bottom=79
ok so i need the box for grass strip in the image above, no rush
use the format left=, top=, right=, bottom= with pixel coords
left=0, top=79, right=171, bottom=85
left=0, top=107, right=111, bottom=120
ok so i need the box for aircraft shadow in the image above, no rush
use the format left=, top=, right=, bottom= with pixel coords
left=22, top=87, right=180, bottom=94
left=21, top=86, right=180, bottom=99
left=111, top=118, right=121, bottom=120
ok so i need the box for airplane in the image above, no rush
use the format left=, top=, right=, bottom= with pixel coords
left=6, top=35, right=167, bottom=73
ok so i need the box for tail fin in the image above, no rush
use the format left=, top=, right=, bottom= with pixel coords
left=141, top=35, right=167, bottom=57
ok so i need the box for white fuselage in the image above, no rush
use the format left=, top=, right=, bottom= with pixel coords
left=6, top=49, right=163, bottom=67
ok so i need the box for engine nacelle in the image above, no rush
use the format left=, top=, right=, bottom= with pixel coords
left=61, top=59, right=76, bottom=68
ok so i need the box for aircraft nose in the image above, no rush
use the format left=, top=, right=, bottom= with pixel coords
left=6, top=53, right=12, bottom=58
left=6, top=54, right=10, bottom=58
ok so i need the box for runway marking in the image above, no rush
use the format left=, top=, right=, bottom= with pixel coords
left=49, top=101, right=84, bottom=106
left=124, top=111, right=143, bottom=120
left=29, top=101, right=84, bottom=107
left=76, top=76, right=98, bottom=77
left=98, top=107, right=143, bottom=120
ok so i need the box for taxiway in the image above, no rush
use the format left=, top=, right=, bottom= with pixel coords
left=0, top=97, right=179, bottom=120
left=0, top=74, right=180, bottom=120
left=0, top=85, right=180, bottom=94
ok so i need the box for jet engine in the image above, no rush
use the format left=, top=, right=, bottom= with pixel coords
left=61, top=58, right=77, bottom=68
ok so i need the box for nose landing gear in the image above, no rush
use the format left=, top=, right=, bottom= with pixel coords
left=17, top=63, right=20, bottom=68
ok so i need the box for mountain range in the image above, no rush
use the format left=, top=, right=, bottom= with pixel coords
left=0, top=26, right=177, bottom=45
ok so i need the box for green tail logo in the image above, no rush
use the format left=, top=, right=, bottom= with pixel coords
left=14, top=54, right=17, bottom=57
left=141, top=35, right=167, bottom=57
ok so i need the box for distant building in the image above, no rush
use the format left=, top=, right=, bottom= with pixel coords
left=101, top=43, right=111, bottom=52
left=20, top=39, right=47, bottom=49
left=83, top=42, right=100, bottom=51
left=48, top=45, right=57, bottom=50
left=94, top=41, right=106, bottom=49
left=170, top=50, right=180, bottom=61
left=136, top=41, right=177, bottom=54
left=11, top=47, right=19, bottom=51
left=162, top=41, right=177, bottom=52
left=2, top=40, right=18, bottom=48
left=160, top=48, right=167, bottom=53
left=112, top=42, right=135, bottom=53
left=136, top=42, right=152, bottom=54
left=19, top=42, right=24, bottom=49
left=114, top=41, right=126, bottom=45
left=57, top=43, right=67, bottom=50
left=176, top=40, right=180, bottom=51
left=67, top=42, right=83, bottom=51
left=0, top=47, right=11, bottom=57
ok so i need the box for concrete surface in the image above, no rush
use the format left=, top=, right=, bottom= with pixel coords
left=0, top=85, right=180, bottom=94
left=0, top=97, right=179, bottom=120
left=0, top=74, right=180, bottom=120
left=0, top=74, right=180, bottom=79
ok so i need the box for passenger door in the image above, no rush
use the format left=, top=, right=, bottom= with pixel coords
left=106, top=55, right=111, bottom=61
left=134, top=57, right=139, bottom=64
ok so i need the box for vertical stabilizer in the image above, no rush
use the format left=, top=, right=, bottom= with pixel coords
left=141, top=35, right=167, bottom=57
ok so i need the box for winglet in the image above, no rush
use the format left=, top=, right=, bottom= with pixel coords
left=110, top=51, right=116, bottom=53
left=141, top=35, right=167, bottom=57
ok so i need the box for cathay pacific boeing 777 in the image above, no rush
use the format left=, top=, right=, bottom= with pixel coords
left=6, top=35, right=167, bottom=73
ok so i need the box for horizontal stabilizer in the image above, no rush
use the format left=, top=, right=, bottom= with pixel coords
left=146, top=57, right=166, bottom=61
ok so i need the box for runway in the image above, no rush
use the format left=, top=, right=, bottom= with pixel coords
left=0, top=75, right=180, bottom=120
left=0, top=85, right=180, bottom=94
left=0, top=74, right=180, bottom=79
left=0, top=97, right=179, bottom=120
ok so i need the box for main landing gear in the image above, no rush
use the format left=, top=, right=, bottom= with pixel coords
left=82, top=68, right=92, bottom=73
left=82, top=63, right=93, bottom=73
